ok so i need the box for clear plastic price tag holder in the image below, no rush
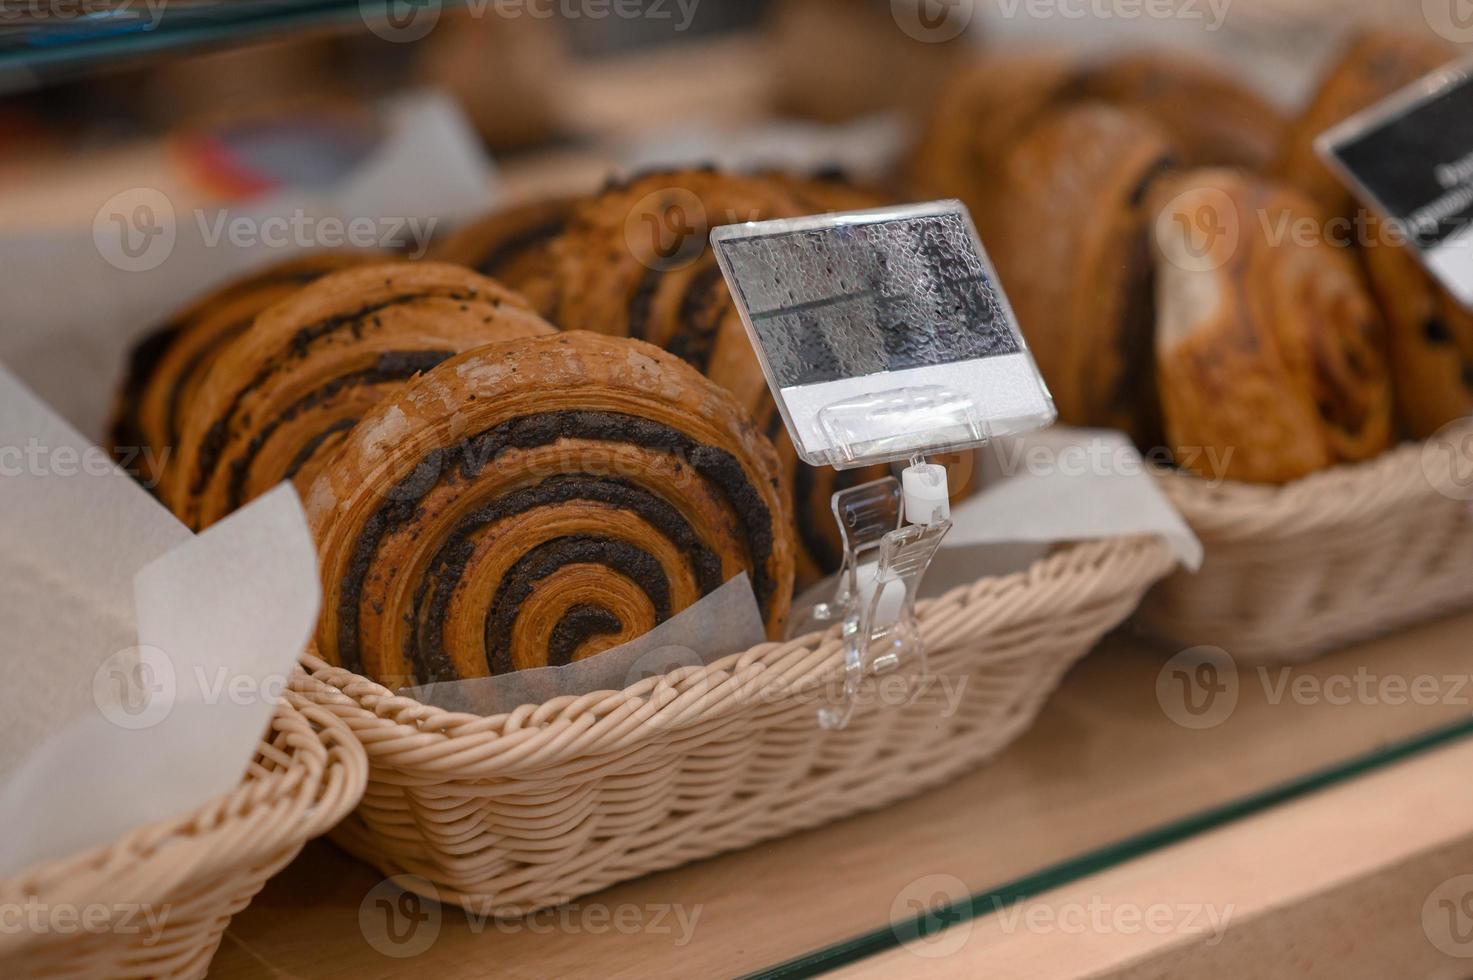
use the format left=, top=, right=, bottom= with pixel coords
left=711, top=200, right=1056, bottom=728
left=1316, top=57, right=1473, bottom=309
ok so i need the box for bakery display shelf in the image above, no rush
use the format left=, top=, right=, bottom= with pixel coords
left=209, top=609, right=1473, bottom=979
left=0, top=0, right=465, bottom=84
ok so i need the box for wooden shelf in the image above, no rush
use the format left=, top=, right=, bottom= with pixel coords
left=210, top=611, right=1473, bottom=978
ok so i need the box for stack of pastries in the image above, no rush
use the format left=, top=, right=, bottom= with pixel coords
left=909, top=39, right=1471, bottom=484
left=110, top=167, right=938, bottom=686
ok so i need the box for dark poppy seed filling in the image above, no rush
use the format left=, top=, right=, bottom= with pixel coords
left=222, top=349, right=455, bottom=511
left=283, top=417, right=359, bottom=482
left=335, top=411, right=777, bottom=679
left=190, top=289, right=483, bottom=496
left=626, top=266, right=663, bottom=342
left=485, top=537, right=670, bottom=677
left=111, top=323, right=179, bottom=454
left=471, top=217, right=567, bottom=278
left=410, top=475, right=723, bottom=681
left=665, top=261, right=728, bottom=372
left=548, top=605, right=624, bottom=668
left=164, top=321, right=252, bottom=447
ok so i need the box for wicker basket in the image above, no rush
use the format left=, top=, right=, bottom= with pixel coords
left=0, top=684, right=368, bottom=980
left=1135, top=423, right=1473, bottom=664
left=293, top=534, right=1176, bottom=915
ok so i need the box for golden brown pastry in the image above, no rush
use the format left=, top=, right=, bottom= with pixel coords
left=909, top=50, right=1284, bottom=227
left=428, top=196, right=576, bottom=317
left=986, top=104, right=1179, bottom=444
left=1150, top=170, right=1394, bottom=483
left=1060, top=50, right=1285, bottom=172
left=305, top=331, right=795, bottom=686
left=1277, top=30, right=1456, bottom=216
left=170, top=262, right=554, bottom=530
left=1278, top=30, right=1472, bottom=438
left=109, top=251, right=382, bottom=499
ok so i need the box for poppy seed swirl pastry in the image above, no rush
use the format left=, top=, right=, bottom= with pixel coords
left=1150, top=171, right=1394, bottom=484
left=428, top=195, right=576, bottom=318
left=1278, top=30, right=1472, bottom=438
left=108, top=251, right=381, bottom=496
left=170, top=262, right=554, bottom=530
left=304, top=331, right=795, bottom=686
left=987, top=104, right=1179, bottom=445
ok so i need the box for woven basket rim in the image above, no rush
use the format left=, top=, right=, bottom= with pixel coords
left=1155, top=421, right=1473, bottom=539
left=0, top=676, right=368, bottom=901
left=297, top=533, right=1177, bottom=768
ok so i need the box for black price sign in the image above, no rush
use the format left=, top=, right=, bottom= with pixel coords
left=1318, top=60, right=1473, bottom=308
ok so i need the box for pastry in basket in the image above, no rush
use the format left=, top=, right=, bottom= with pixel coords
left=908, top=50, right=1282, bottom=226
left=1059, top=50, right=1286, bottom=172
left=1149, top=170, right=1394, bottom=484
left=305, top=331, right=795, bottom=686
left=985, top=104, right=1178, bottom=445
left=428, top=195, right=576, bottom=318
left=169, top=262, right=554, bottom=530
left=549, top=168, right=894, bottom=586
left=1277, top=30, right=1456, bottom=216
left=108, top=251, right=381, bottom=497
left=1278, top=30, right=1472, bottom=439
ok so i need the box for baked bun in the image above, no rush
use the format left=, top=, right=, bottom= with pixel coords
left=909, top=49, right=1283, bottom=226
left=1150, top=170, right=1394, bottom=483
left=170, top=262, right=554, bottom=529
left=305, top=331, right=795, bottom=686
left=109, top=251, right=381, bottom=496
left=428, top=196, right=576, bottom=317
left=1277, top=30, right=1456, bottom=216
left=1278, top=30, right=1472, bottom=438
left=1060, top=50, right=1285, bottom=171
left=986, top=104, right=1178, bottom=444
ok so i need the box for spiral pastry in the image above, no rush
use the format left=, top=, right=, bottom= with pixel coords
left=986, top=104, right=1178, bottom=445
left=305, top=331, right=795, bottom=686
left=1150, top=171, right=1393, bottom=484
left=170, top=262, right=554, bottom=530
left=429, top=196, right=576, bottom=317
left=108, top=251, right=381, bottom=495
left=1277, top=30, right=1472, bottom=439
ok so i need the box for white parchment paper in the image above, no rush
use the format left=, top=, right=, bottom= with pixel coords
left=0, top=365, right=320, bottom=878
